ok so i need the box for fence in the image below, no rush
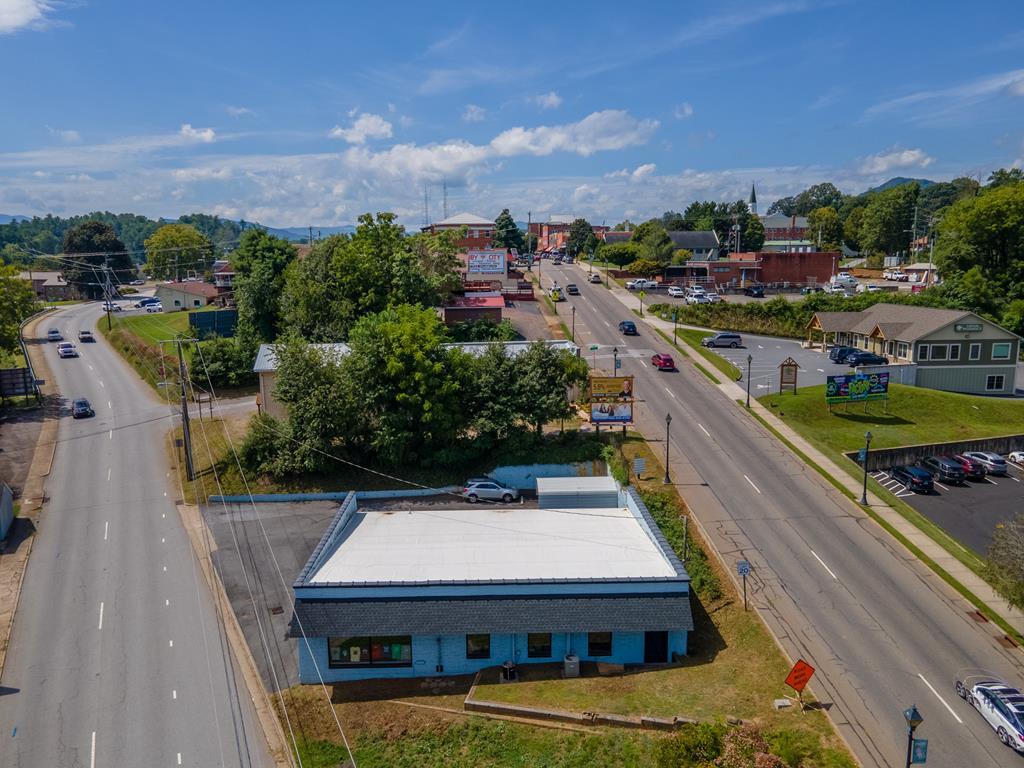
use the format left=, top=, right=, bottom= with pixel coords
left=0, top=483, right=13, bottom=540
left=189, top=309, right=237, bottom=338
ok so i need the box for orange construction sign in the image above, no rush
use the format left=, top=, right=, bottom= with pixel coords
left=785, top=659, right=815, bottom=693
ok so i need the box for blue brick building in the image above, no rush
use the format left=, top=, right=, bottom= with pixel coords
left=289, top=482, right=693, bottom=682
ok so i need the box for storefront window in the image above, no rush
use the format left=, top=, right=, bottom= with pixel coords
left=466, top=634, right=491, bottom=659
left=588, top=632, right=613, bottom=656
left=328, top=636, right=412, bottom=667
left=527, top=633, right=552, bottom=658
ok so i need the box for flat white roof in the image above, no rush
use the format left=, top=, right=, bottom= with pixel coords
left=537, top=476, right=618, bottom=494
left=308, top=506, right=676, bottom=584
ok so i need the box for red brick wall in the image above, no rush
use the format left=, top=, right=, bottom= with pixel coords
left=756, top=251, right=837, bottom=284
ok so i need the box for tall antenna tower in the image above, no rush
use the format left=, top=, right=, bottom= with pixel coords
left=423, top=183, right=430, bottom=227
left=442, top=177, right=449, bottom=219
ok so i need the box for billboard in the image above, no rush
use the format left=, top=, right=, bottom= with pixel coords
left=467, top=249, right=507, bottom=275
left=590, top=402, right=634, bottom=424
left=825, top=371, right=889, bottom=404
left=589, top=375, right=634, bottom=424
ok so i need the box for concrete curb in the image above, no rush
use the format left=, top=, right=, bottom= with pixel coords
left=175, top=502, right=292, bottom=768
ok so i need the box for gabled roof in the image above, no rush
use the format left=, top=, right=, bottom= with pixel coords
left=547, top=214, right=576, bottom=225
left=603, top=231, right=633, bottom=244
left=667, top=230, right=719, bottom=249
left=157, top=281, right=219, bottom=299
left=810, top=304, right=988, bottom=342
left=434, top=212, right=494, bottom=227
left=761, top=214, right=809, bottom=228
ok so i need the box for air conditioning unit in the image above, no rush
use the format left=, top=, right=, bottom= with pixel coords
left=563, top=654, right=579, bottom=678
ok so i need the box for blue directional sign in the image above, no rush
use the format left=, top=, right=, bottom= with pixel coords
left=911, top=738, right=927, bottom=764
left=857, top=448, right=867, bottom=463
left=737, top=560, right=751, bottom=576
left=615, top=358, right=622, bottom=370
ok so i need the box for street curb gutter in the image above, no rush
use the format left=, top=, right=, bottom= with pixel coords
left=176, top=502, right=292, bottom=768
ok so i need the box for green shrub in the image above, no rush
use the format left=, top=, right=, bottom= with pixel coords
left=640, top=490, right=722, bottom=600
left=767, top=728, right=819, bottom=766
left=655, top=722, right=725, bottom=766
left=198, top=337, right=256, bottom=390
left=237, top=413, right=294, bottom=476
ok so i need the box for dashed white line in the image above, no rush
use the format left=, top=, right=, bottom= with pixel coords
left=743, top=474, right=761, bottom=494
left=172, top=690, right=177, bottom=700
left=1011, top=475, right=1021, bottom=483
left=757, top=345, right=764, bottom=350
left=103, top=521, right=108, bottom=541
left=810, top=550, right=839, bottom=580
left=166, top=599, right=170, bottom=606
left=161, top=537, right=166, bottom=544
left=816, top=368, right=824, bottom=373
left=97, top=602, right=104, bottom=630
left=107, top=400, right=111, bottom=409
left=88, top=364, right=94, bottom=371
left=99, top=380, right=104, bottom=388
left=169, top=639, right=173, bottom=647
left=918, top=673, right=963, bottom=723
left=603, top=320, right=610, bottom=327
left=163, top=565, right=167, bottom=572
left=108, top=429, right=112, bottom=440
left=177, top=753, right=182, bottom=766
left=664, top=386, right=676, bottom=398
left=106, top=467, right=111, bottom=482
left=163, top=491, right=167, bottom=497
left=698, top=424, right=711, bottom=438
left=90, top=731, right=96, bottom=768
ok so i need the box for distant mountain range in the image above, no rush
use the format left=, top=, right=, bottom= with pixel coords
left=0, top=214, right=30, bottom=224
left=867, top=177, right=937, bottom=193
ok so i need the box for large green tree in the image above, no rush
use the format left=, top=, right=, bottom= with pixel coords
left=491, top=209, right=525, bottom=253
left=0, top=265, right=39, bottom=353
left=806, top=207, right=844, bottom=251
left=62, top=221, right=134, bottom=298
left=232, top=229, right=298, bottom=344
left=767, top=182, right=845, bottom=216
left=567, top=218, right=598, bottom=257
left=857, top=183, right=920, bottom=257
left=514, top=342, right=588, bottom=435
left=743, top=215, right=765, bottom=251
left=638, top=228, right=674, bottom=264
left=598, top=242, right=641, bottom=267
left=987, top=168, right=1024, bottom=189
left=660, top=211, right=687, bottom=231
left=144, top=223, right=212, bottom=280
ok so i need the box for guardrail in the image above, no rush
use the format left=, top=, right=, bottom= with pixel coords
left=16, top=304, right=53, bottom=403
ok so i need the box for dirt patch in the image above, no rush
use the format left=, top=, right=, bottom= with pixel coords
left=0, top=402, right=46, bottom=498
left=503, top=301, right=552, bottom=341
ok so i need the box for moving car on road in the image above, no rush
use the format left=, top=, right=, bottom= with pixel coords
left=565, top=283, right=580, bottom=295
left=920, top=456, right=966, bottom=485
left=845, top=351, right=888, bottom=366
left=618, top=320, right=638, bottom=336
left=890, top=465, right=933, bottom=493
left=462, top=479, right=519, bottom=503
left=57, top=342, right=78, bottom=358
left=72, top=398, right=94, bottom=418
left=651, top=353, right=675, bottom=371
left=102, top=301, right=123, bottom=312
left=588, top=273, right=602, bottom=283
left=743, top=284, right=765, bottom=298
left=962, top=451, right=1008, bottom=475
left=78, top=330, right=95, bottom=342
left=701, top=332, right=742, bottom=348
left=47, top=328, right=62, bottom=341
left=145, top=302, right=164, bottom=313
left=950, top=454, right=986, bottom=480
left=956, top=678, right=1024, bottom=753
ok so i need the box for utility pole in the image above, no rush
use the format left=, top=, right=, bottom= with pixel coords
left=442, top=177, right=448, bottom=220
left=176, top=340, right=195, bottom=482
left=309, top=225, right=314, bottom=246
left=103, top=256, right=113, bottom=331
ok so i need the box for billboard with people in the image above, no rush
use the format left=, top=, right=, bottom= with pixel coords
left=590, top=376, right=634, bottom=424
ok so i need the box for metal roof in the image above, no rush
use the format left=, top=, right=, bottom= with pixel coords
left=809, top=304, right=999, bottom=342
left=433, top=212, right=495, bottom=227
left=667, top=230, right=720, bottom=249
left=536, top=476, right=619, bottom=494
left=252, top=342, right=351, bottom=373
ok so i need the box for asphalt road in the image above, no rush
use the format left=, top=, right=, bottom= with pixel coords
left=548, top=262, right=1024, bottom=768
left=0, top=303, right=273, bottom=768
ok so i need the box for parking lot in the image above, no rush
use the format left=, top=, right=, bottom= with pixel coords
left=871, top=462, right=1024, bottom=556
left=700, top=331, right=832, bottom=390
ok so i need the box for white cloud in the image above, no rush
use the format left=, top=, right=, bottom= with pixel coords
left=46, top=125, right=80, bottom=143
left=530, top=91, right=563, bottom=109
left=1010, top=79, right=1024, bottom=97
left=0, top=0, right=60, bottom=34
left=490, top=110, right=658, bottom=158
left=631, top=163, right=656, bottom=181
left=863, top=68, right=1024, bottom=123
left=225, top=105, right=254, bottom=117
left=179, top=123, right=217, bottom=143
left=673, top=102, right=694, bottom=119
left=328, top=112, right=393, bottom=144
left=604, top=168, right=629, bottom=179
left=858, top=148, right=934, bottom=175
left=462, top=104, right=486, bottom=122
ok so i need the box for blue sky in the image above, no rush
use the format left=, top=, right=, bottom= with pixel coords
left=1, top=0, right=1022, bottom=227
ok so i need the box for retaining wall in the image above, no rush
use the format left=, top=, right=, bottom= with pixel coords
left=844, top=434, right=1024, bottom=472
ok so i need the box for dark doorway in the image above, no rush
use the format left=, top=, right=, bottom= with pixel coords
left=644, top=631, right=668, bottom=663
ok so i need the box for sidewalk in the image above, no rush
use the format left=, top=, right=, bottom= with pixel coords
left=605, top=272, right=1024, bottom=635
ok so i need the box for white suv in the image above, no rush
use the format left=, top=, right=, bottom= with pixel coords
left=462, top=479, right=519, bottom=503
left=957, top=678, right=1024, bottom=753
left=667, top=286, right=685, bottom=298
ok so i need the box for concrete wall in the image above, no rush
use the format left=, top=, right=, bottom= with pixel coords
left=487, top=461, right=606, bottom=490
left=847, top=434, right=1024, bottom=472
left=298, top=630, right=688, bottom=683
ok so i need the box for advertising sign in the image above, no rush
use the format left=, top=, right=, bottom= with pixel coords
left=590, top=375, right=634, bottom=424
left=825, top=371, right=889, bottom=404
left=590, top=402, right=634, bottom=424
left=467, top=249, right=507, bottom=275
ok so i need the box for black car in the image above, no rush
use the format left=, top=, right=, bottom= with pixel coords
left=846, top=351, right=888, bottom=366
left=829, top=346, right=858, bottom=363
left=890, top=465, right=933, bottom=493
left=920, top=456, right=966, bottom=485
left=618, top=320, right=638, bottom=336
left=743, top=285, right=765, bottom=298
left=565, top=283, right=580, bottom=295
left=72, top=398, right=95, bottom=419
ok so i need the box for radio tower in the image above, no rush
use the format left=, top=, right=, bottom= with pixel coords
left=442, top=177, right=449, bottom=219
left=423, top=184, right=430, bottom=227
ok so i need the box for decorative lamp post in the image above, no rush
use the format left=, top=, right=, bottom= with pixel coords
left=571, top=305, right=576, bottom=343
left=903, top=705, right=923, bottom=768
left=664, top=413, right=673, bottom=484
left=746, top=354, right=753, bottom=408
left=860, top=430, right=873, bottom=505
left=613, top=346, right=619, bottom=374
left=673, top=309, right=679, bottom=346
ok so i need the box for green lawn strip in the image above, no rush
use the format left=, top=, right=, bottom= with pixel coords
left=748, top=397, right=1024, bottom=644
left=651, top=327, right=721, bottom=385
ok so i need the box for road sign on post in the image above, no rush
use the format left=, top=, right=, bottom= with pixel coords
left=784, top=658, right=816, bottom=710
left=633, top=457, right=646, bottom=480
left=737, top=560, right=751, bottom=610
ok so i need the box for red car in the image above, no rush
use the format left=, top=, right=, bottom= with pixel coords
left=950, top=454, right=986, bottom=480
left=651, top=353, right=675, bottom=371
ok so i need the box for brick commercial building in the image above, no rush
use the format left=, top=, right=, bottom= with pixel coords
left=18, top=270, right=76, bottom=301
left=442, top=293, right=504, bottom=325
left=760, top=214, right=813, bottom=252
left=421, top=212, right=495, bottom=250
left=529, top=215, right=610, bottom=253
left=665, top=251, right=839, bottom=289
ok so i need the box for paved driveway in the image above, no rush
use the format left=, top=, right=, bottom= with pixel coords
left=701, top=332, right=832, bottom=391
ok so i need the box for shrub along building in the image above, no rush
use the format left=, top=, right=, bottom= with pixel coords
left=808, top=303, right=1021, bottom=395
left=289, top=478, right=693, bottom=683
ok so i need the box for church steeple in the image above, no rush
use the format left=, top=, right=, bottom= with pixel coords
left=749, top=182, right=758, bottom=215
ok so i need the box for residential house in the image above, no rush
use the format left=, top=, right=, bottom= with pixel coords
left=155, top=281, right=220, bottom=311
left=808, top=304, right=1020, bottom=395
left=760, top=214, right=813, bottom=252
left=422, top=213, right=496, bottom=250
left=212, top=259, right=235, bottom=289
left=289, top=480, right=692, bottom=683
left=667, top=231, right=720, bottom=260
left=18, top=270, right=75, bottom=301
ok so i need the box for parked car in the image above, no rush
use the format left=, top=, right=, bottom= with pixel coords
left=743, top=285, right=765, bottom=298
left=618, top=320, right=638, bottom=336
left=101, top=301, right=123, bottom=312
left=845, top=351, right=888, bottom=367
left=701, top=332, right=742, bottom=348
left=47, top=328, right=62, bottom=342
left=828, top=346, right=858, bottom=363
left=686, top=294, right=711, bottom=305
left=625, top=278, right=658, bottom=290
left=950, top=454, right=987, bottom=480
left=57, top=342, right=78, bottom=358
left=801, top=286, right=824, bottom=295
left=133, top=297, right=160, bottom=308
left=705, top=292, right=724, bottom=303
left=823, top=284, right=849, bottom=296
left=667, top=285, right=685, bottom=298
left=651, top=353, right=676, bottom=371
left=565, top=283, right=580, bottom=296
left=890, top=465, right=934, bottom=493
left=1010, top=451, right=1024, bottom=465
left=955, top=678, right=1024, bottom=753
left=588, top=273, right=602, bottom=284
left=920, top=456, right=966, bottom=484
left=856, top=283, right=883, bottom=293
left=962, top=451, right=1008, bottom=476
left=145, top=302, right=164, bottom=313
left=77, top=330, right=95, bottom=342
left=462, top=479, right=519, bottom=503
left=72, top=398, right=95, bottom=418
left=552, top=255, right=563, bottom=264
left=129, top=279, right=145, bottom=286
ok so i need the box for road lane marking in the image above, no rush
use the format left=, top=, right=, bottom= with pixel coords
left=90, top=731, right=96, bottom=768
left=896, top=492, right=916, bottom=498
left=698, top=424, right=711, bottom=438
left=104, top=521, right=108, bottom=541
left=108, top=429, right=112, bottom=440
left=1011, top=476, right=1021, bottom=483
left=99, top=380, right=104, bottom=388
left=757, top=345, right=764, bottom=349
left=178, top=753, right=182, bottom=765
left=639, top=360, right=647, bottom=367
left=172, top=690, right=177, bottom=700
left=603, top=320, right=610, bottom=327
left=169, top=640, right=173, bottom=647
left=934, top=481, right=950, bottom=491
left=816, top=368, right=824, bottom=373
left=918, top=673, right=963, bottom=723
left=162, top=513, right=166, bottom=518
left=106, top=467, right=111, bottom=482
left=163, top=565, right=167, bottom=572
left=664, top=386, right=676, bottom=398
left=166, top=599, right=169, bottom=606
left=107, top=400, right=111, bottom=409
left=810, top=550, right=838, bottom=580
left=161, top=537, right=166, bottom=543
left=97, top=602, right=104, bottom=630
left=743, top=474, right=761, bottom=494
left=88, top=364, right=94, bottom=371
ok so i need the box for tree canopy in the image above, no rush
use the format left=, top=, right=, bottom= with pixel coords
left=62, top=221, right=135, bottom=298
left=491, top=209, right=525, bottom=253
left=567, top=218, right=598, bottom=256
left=805, top=207, right=843, bottom=251
left=857, top=182, right=919, bottom=257
left=144, top=223, right=212, bottom=280
left=0, top=265, right=39, bottom=354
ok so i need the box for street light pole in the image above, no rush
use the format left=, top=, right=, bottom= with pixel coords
left=746, top=354, right=752, bottom=407
left=612, top=346, right=618, bottom=374
left=903, top=705, right=923, bottom=768
left=571, top=305, right=576, bottom=343
left=860, top=430, right=873, bottom=505
left=673, top=309, right=678, bottom=346
left=663, top=413, right=673, bottom=484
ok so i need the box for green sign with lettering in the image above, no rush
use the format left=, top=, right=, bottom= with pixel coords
left=954, top=322, right=983, bottom=333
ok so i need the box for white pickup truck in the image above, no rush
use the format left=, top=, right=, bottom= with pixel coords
left=625, top=278, right=659, bottom=290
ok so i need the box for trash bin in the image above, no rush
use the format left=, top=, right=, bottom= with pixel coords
left=501, top=660, right=518, bottom=682
left=563, top=654, right=579, bottom=678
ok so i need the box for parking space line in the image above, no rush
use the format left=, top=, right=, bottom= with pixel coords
left=639, top=360, right=647, bottom=367
left=985, top=477, right=998, bottom=485
left=934, top=481, right=950, bottom=491
left=1011, top=476, right=1021, bottom=483
left=918, top=673, right=963, bottom=724
left=896, top=492, right=916, bottom=498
